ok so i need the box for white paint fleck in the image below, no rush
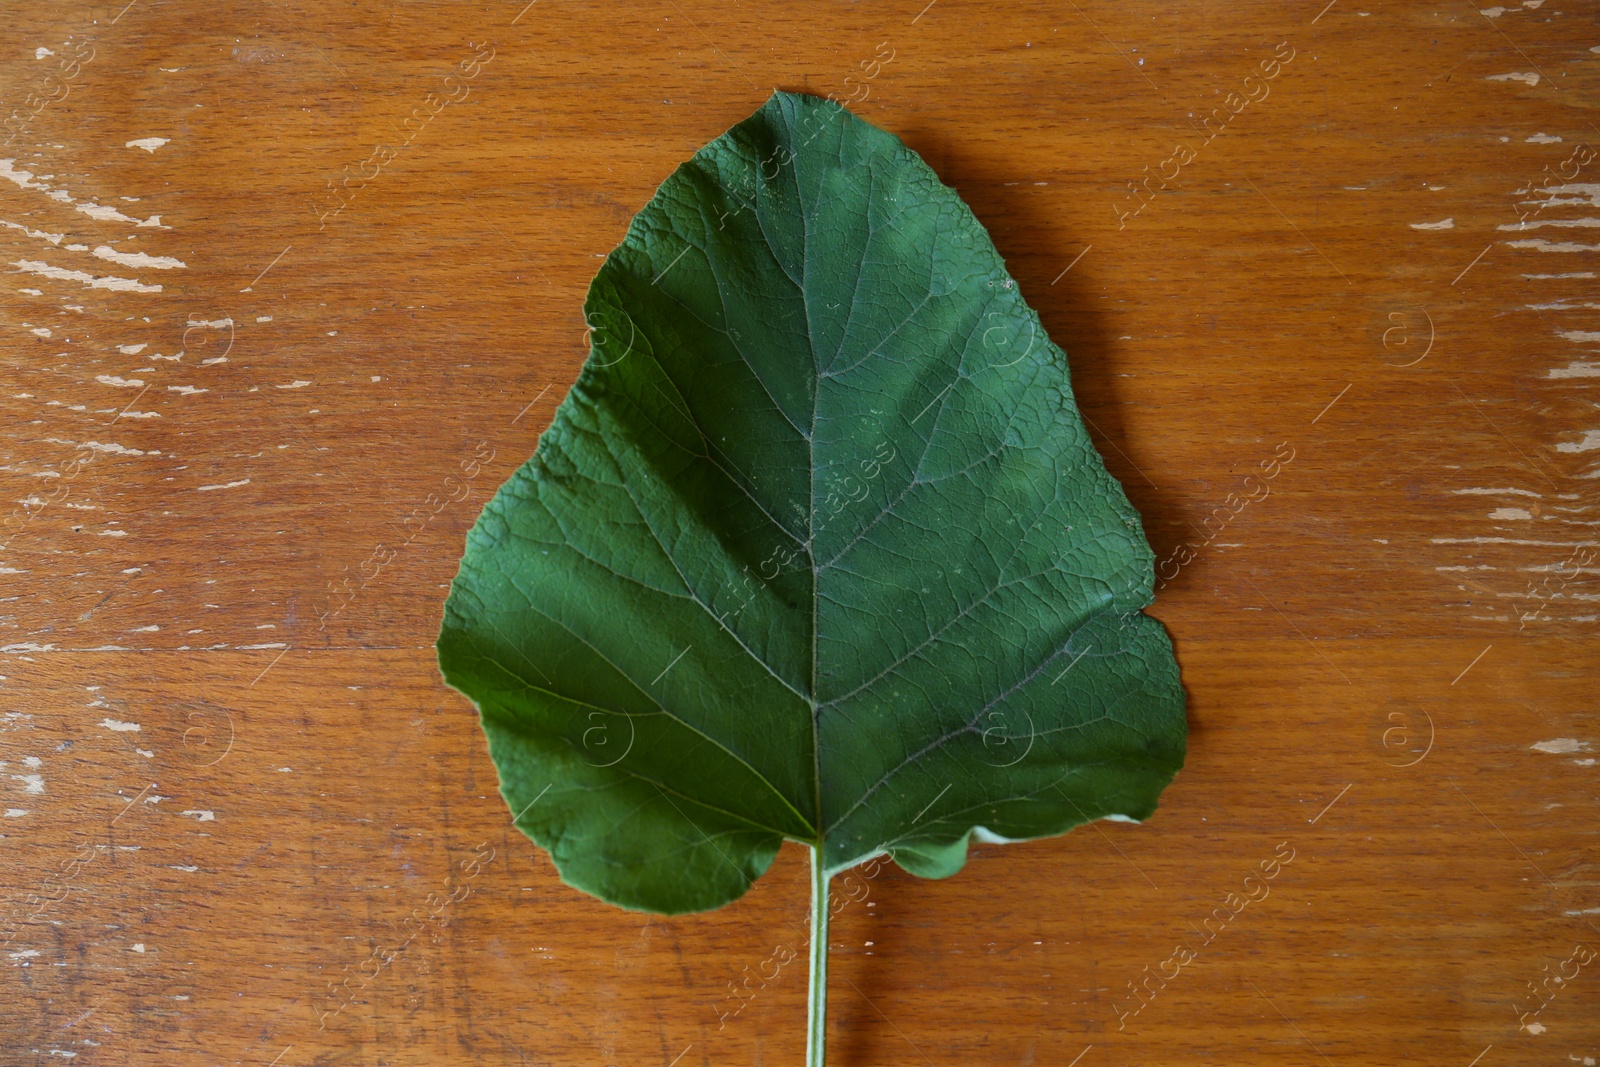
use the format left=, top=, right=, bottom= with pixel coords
left=180, top=810, right=214, bottom=821
left=196, top=479, right=250, bottom=492
left=1556, top=430, right=1600, bottom=454
left=125, top=137, right=169, bottom=153
left=29, top=326, right=51, bottom=338
left=1431, top=537, right=1600, bottom=546
left=9, top=949, right=40, bottom=959
left=116, top=343, right=148, bottom=355
left=1452, top=487, right=1542, bottom=497
left=77, top=440, right=149, bottom=456
left=95, top=374, right=144, bottom=388
left=237, top=642, right=287, bottom=650
left=1480, top=5, right=1506, bottom=14
left=0, top=159, right=167, bottom=227
left=11, top=257, right=160, bottom=293
left=92, top=245, right=186, bottom=270
left=80, top=202, right=164, bottom=227
left=131, top=943, right=145, bottom=953
left=1525, top=1020, right=1546, bottom=1034
left=1499, top=218, right=1600, bottom=231
left=22, top=756, right=40, bottom=768
left=135, top=748, right=153, bottom=758
left=12, top=774, right=44, bottom=794
left=99, top=718, right=142, bottom=733
left=1530, top=183, right=1600, bottom=209
left=1490, top=507, right=1533, bottom=520
left=1504, top=239, right=1600, bottom=252
left=1410, top=218, right=1454, bottom=230
left=35, top=47, right=54, bottom=59
left=128, top=625, right=159, bottom=633
left=1532, top=738, right=1588, bottom=753
left=0, top=158, right=46, bottom=190
left=3, top=809, right=27, bottom=817
left=1525, top=132, right=1562, bottom=143
left=166, top=385, right=208, bottom=395
left=1486, top=71, right=1539, bottom=85
left=1557, top=330, right=1600, bottom=342
left=275, top=380, right=311, bottom=389
left=256, top=315, right=273, bottom=322
left=169, top=864, right=199, bottom=871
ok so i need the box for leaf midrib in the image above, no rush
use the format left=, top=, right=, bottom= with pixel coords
left=786, top=98, right=827, bottom=853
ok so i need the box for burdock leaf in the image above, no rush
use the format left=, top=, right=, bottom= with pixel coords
left=438, top=90, right=1185, bottom=917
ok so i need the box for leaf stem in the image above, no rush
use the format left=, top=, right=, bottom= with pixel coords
left=807, top=845, right=831, bottom=1067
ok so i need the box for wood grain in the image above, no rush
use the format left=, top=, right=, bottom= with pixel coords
left=2, top=1, right=1597, bottom=1063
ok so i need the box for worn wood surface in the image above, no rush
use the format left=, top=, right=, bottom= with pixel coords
left=2, top=1, right=1598, bottom=1064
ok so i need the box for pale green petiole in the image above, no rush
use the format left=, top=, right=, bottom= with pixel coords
left=807, top=845, right=831, bottom=1067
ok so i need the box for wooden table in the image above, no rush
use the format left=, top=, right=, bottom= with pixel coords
left=3, top=1, right=1596, bottom=1063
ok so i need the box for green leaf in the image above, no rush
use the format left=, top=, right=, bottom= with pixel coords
left=437, top=90, right=1185, bottom=917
